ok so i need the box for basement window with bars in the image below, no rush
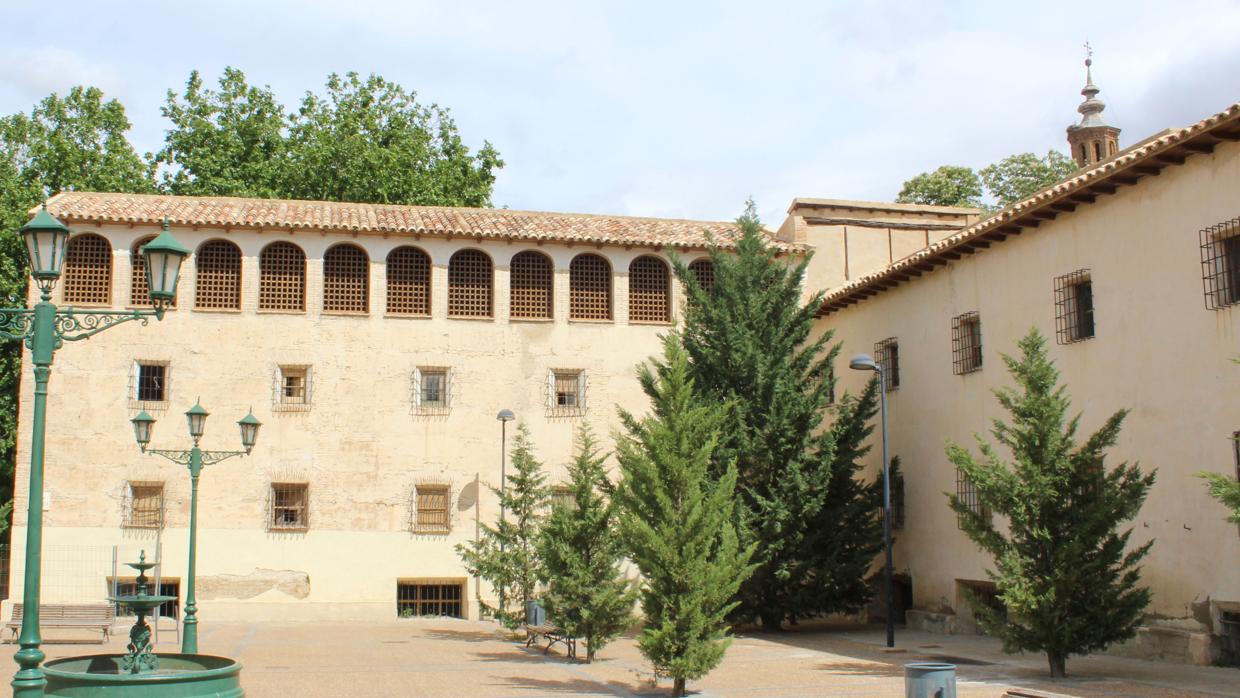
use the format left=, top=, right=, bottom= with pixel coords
left=1201, top=217, right=1240, bottom=310
left=269, top=483, right=309, bottom=531
left=274, top=365, right=312, bottom=410
left=123, top=481, right=164, bottom=529
left=547, top=370, right=587, bottom=415
left=112, top=578, right=179, bottom=619
left=550, top=485, right=575, bottom=511
left=412, top=367, right=452, bottom=415
left=955, top=468, right=990, bottom=529
left=874, top=338, right=900, bottom=391
left=132, top=361, right=170, bottom=406
left=951, top=312, right=983, bottom=375
left=397, top=581, right=464, bottom=618
left=1055, top=269, right=1095, bottom=343
left=412, top=485, right=451, bottom=534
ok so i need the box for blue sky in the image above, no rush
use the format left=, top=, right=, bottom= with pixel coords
left=2, top=1, right=1237, bottom=224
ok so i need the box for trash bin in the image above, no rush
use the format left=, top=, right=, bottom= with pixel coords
left=525, top=599, right=546, bottom=626
left=905, top=662, right=956, bottom=698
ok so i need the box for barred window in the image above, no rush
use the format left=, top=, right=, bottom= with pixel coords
left=509, top=251, right=553, bottom=319
left=547, top=369, right=587, bottom=415
left=875, top=337, right=900, bottom=391
left=1054, top=269, right=1095, bottom=343
left=413, top=367, right=451, bottom=415
left=551, top=485, right=575, bottom=511
left=413, top=485, right=451, bottom=534
left=276, top=365, right=311, bottom=409
left=386, top=246, right=431, bottom=316
left=131, top=236, right=177, bottom=308
left=448, top=249, right=493, bottom=317
left=259, top=242, right=306, bottom=312
left=951, top=312, right=983, bottom=375
left=397, top=581, right=463, bottom=618
left=134, top=362, right=169, bottom=403
left=194, top=240, right=242, bottom=310
left=569, top=254, right=611, bottom=320
left=124, top=481, right=164, bottom=529
left=323, top=244, right=369, bottom=313
left=629, top=255, right=671, bottom=323
left=688, top=258, right=715, bottom=293
left=1200, top=217, right=1240, bottom=310
left=955, top=468, right=990, bottom=529
left=269, top=483, right=309, bottom=531
left=63, top=234, right=112, bottom=305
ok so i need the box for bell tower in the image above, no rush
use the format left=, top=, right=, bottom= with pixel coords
left=1066, top=44, right=1121, bottom=167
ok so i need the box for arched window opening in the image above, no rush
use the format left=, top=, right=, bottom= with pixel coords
left=131, top=236, right=177, bottom=308
left=194, top=240, right=242, bottom=310
left=259, top=242, right=306, bottom=312
left=688, top=258, right=715, bottom=293
left=629, top=255, right=671, bottom=323
left=323, top=244, right=369, bottom=313
left=448, top=249, right=493, bottom=318
left=569, top=254, right=611, bottom=321
left=63, top=233, right=112, bottom=305
left=510, top=251, right=553, bottom=319
left=386, top=246, right=431, bottom=316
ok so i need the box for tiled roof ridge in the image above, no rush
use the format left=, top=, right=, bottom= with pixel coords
left=819, top=101, right=1240, bottom=314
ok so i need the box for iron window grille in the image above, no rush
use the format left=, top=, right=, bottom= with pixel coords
left=1054, top=269, right=1095, bottom=343
left=323, top=244, right=370, bottom=313
left=386, top=246, right=432, bottom=316
left=112, top=578, right=179, bottom=619
left=1233, top=430, right=1240, bottom=537
left=259, top=242, right=307, bottom=312
left=1201, top=217, right=1240, bottom=310
left=63, top=234, right=113, bottom=306
left=509, top=251, right=554, bottom=319
left=194, top=240, right=242, bottom=310
left=131, top=236, right=177, bottom=308
left=955, top=468, right=990, bottom=529
left=874, top=337, right=900, bottom=391
left=688, top=258, right=715, bottom=293
left=951, top=312, right=983, bottom=375
left=131, top=361, right=170, bottom=407
left=629, top=255, right=672, bottom=323
left=547, top=369, right=587, bottom=416
left=123, top=481, right=165, bottom=529
left=569, top=254, right=612, bottom=321
left=396, top=581, right=463, bottom=618
left=412, top=485, right=451, bottom=534
left=550, top=485, right=575, bottom=511
left=447, top=249, right=493, bottom=318
left=412, top=367, right=452, bottom=416
left=274, top=365, right=312, bottom=411
left=268, top=483, right=309, bottom=531
left=958, top=579, right=1007, bottom=623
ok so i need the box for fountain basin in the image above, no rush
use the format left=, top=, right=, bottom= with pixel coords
left=44, top=653, right=242, bottom=697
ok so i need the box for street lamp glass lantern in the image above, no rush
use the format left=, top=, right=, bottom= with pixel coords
left=130, top=410, right=155, bottom=451
left=185, top=402, right=209, bottom=441
left=141, top=219, right=191, bottom=305
left=849, top=353, right=879, bottom=372
left=21, top=205, right=70, bottom=288
left=496, top=409, right=515, bottom=422
left=237, top=411, right=261, bottom=453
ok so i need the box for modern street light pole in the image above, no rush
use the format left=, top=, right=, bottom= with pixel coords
left=495, top=409, right=514, bottom=619
left=849, top=352, right=895, bottom=649
left=130, top=402, right=261, bottom=654
left=0, top=212, right=189, bottom=698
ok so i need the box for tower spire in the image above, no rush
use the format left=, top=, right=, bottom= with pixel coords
left=1066, top=43, right=1121, bottom=167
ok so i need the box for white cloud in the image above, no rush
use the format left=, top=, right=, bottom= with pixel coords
left=0, top=46, right=128, bottom=103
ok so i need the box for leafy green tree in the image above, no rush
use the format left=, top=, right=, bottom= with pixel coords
left=616, top=337, right=756, bottom=697
left=536, top=425, right=637, bottom=661
left=895, top=165, right=982, bottom=207
left=456, top=424, right=549, bottom=628
left=285, top=72, right=503, bottom=206
left=151, top=68, right=290, bottom=198
left=947, top=329, right=1155, bottom=678
left=979, top=150, right=1078, bottom=208
left=1198, top=471, right=1240, bottom=525
left=674, top=203, right=882, bottom=630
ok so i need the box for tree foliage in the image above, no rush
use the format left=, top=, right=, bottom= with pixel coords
left=979, top=150, right=1077, bottom=208
left=673, top=203, right=882, bottom=630
left=895, top=165, right=982, bottom=207
left=1198, top=470, right=1240, bottom=525
left=536, top=425, right=637, bottom=661
left=616, top=337, right=756, bottom=697
left=456, top=424, right=549, bottom=629
left=946, top=329, right=1155, bottom=678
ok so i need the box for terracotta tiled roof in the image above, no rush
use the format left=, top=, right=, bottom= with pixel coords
left=39, top=192, right=801, bottom=253
left=819, top=101, right=1240, bottom=315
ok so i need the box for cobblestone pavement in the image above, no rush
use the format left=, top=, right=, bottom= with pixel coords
left=31, top=619, right=1240, bottom=697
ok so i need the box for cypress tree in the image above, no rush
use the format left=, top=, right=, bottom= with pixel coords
left=947, top=329, right=1155, bottom=678
left=616, top=337, right=757, bottom=697
left=537, top=425, right=637, bottom=662
left=456, top=424, right=549, bottom=629
left=674, top=202, right=882, bottom=629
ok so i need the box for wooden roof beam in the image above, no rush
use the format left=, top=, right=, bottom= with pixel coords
left=1132, top=164, right=1163, bottom=176
left=1156, top=152, right=1187, bottom=165
left=1111, top=174, right=1140, bottom=186
left=1089, top=182, right=1117, bottom=195
left=1068, top=192, right=1097, bottom=204
left=1181, top=140, right=1216, bottom=154
left=1031, top=210, right=1058, bottom=221
left=1049, top=201, right=1077, bottom=213
left=1214, top=128, right=1240, bottom=141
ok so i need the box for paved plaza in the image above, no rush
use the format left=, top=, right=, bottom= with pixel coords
left=30, top=619, right=1240, bottom=697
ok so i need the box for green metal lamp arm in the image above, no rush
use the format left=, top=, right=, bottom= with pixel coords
left=143, top=448, right=249, bottom=468
left=0, top=309, right=35, bottom=344
left=53, top=307, right=163, bottom=344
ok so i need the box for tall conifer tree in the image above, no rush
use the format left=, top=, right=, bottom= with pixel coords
left=537, top=425, right=637, bottom=662
left=617, top=337, right=756, bottom=697
left=947, top=329, right=1155, bottom=678
left=674, top=203, right=882, bottom=629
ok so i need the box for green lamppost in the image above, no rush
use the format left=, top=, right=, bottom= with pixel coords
left=0, top=210, right=189, bottom=698
left=130, top=402, right=261, bottom=654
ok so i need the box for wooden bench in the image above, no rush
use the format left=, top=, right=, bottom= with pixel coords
left=524, top=622, right=577, bottom=659
left=6, top=604, right=115, bottom=643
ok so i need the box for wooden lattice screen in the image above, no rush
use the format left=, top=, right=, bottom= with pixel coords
left=629, top=255, right=671, bottom=323
left=63, top=234, right=112, bottom=305
left=386, top=246, right=431, bottom=316
left=125, top=482, right=164, bottom=528
left=130, top=236, right=177, bottom=308
left=323, top=244, right=369, bottom=313
left=414, top=485, right=450, bottom=533
left=448, top=249, right=492, bottom=317
left=509, top=251, right=553, bottom=319
left=194, top=240, right=242, bottom=309
left=688, top=258, right=715, bottom=293
left=259, top=242, right=306, bottom=311
left=569, top=254, right=611, bottom=320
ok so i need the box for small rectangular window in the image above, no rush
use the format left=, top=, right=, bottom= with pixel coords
left=874, top=338, right=900, bottom=391
left=396, top=581, right=464, bottom=618
left=555, top=372, right=579, bottom=407
left=550, top=485, right=575, bottom=511
left=124, top=481, right=164, bottom=529
left=1201, top=217, right=1240, bottom=310
left=413, top=367, right=451, bottom=415
left=951, top=312, right=983, bottom=375
left=280, top=367, right=308, bottom=404
left=1055, top=270, right=1095, bottom=343
left=135, top=363, right=167, bottom=403
left=955, top=468, right=990, bottom=529
left=269, top=483, right=309, bottom=531
left=547, top=369, right=587, bottom=415
left=413, top=485, right=450, bottom=534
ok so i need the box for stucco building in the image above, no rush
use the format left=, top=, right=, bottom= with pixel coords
left=6, top=70, right=1239, bottom=664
